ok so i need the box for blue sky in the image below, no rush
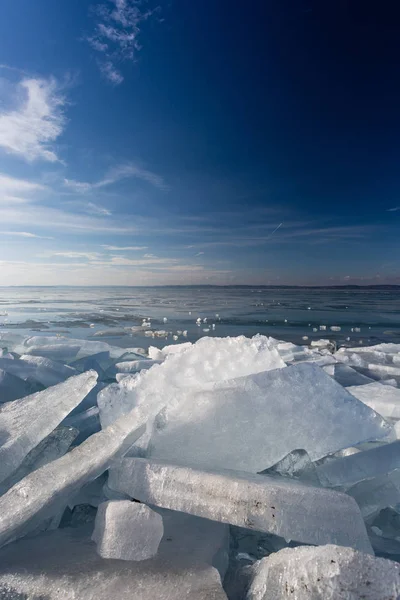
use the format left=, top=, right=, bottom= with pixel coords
left=0, top=0, right=399, bottom=285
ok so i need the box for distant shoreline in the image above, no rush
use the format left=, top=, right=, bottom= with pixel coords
left=1, top=285, right=400, bottom=290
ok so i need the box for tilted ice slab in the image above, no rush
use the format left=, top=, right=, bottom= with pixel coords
left=348, top=469, right=400, bottom=519
left=92, top=501, right=164, bottom=561
left=348, top=382, right=400, bottom=419
left=114, top=359, right=163, bottom=374
left=0, top=368, right=38, bottom=403
left=0, top=526, right=228, bottom=600
left=148, top=363, right=390, bottom=472
left=20, top=335, right=142, bottom=360
left=317, top=440, right=400, bottom=488
left=0, top=410, right=145, bottom=548
left=322, top=363, right=375, bottom=387
left=98, top=335, right=285, bottom=431
left=246, top=545, right=400, bottom=600
left=109, top=458, right=373, bottom=554
left=19, top=354, right=78, bottom=387
left=0, top=426, right=78, bottom=495
left=0, top=370, right=98, bottom=485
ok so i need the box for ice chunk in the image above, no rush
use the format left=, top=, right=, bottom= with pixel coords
left=348, top=469, right=400, bottom=519
left=20, top=335, right=136, bottom=360
left=260, top=449, right=321, bottom=486
left=0, top=368, right=39, bottom=403
left=246, top=545, right=400, bottom=600
left=322, top=363, right=375, bottom=387
left=148, top=364, right=390, bottom=472
left=114, top=359, right=162, bottom=374
left=19, top=354, right=78, bottom=387
left=24, top=343, right=81, bottom=361
left=0, top=527, right=228, bottom=599
left=0, top=370, right=98, bottom=484
left=348, top=382, right=400, bottom=418
left=0, top=426, right=78, bottom=495
left=317, top=440, right=400, bottom=488
left=98, top=335, right=285, bottom=432
left=93, top=501, right=164, bottom=561
left=109, top=458, right=373, bottom=554
left=64, top=406, right=101, bottom=445
left=0, top=356, right=41, bottom=382
left=0, top=409, right=145, bottom=547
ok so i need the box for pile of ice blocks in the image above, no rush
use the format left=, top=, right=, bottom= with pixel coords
left=0, top=333, right=400, bottom=598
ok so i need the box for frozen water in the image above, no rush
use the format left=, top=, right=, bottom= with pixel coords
left=0, top=370, right=98, bottom=484
left=247, top=545, right=400, bottom=600
left=64, top=406, right=101, bottom=444
left=148, top=363, right=390, bottom=472
left=0, top=407, right=145, bottom=547
left=114, top=359, right=163, bottom=374
left=109, top=458, right=373, bottom=553
left=98, top=335, right=285, bottom=438
left=348, top=469, right=400, bottom=519
left=0, top=368, right=38, bottom=403
left=0, top=426, right=78, bottom=495
left=260, top=449, right=321, bottom=486
left=317, top=440, right=400, bottom=488
left=19, top=354, right=78, bottom=387
left=322, top=363, right=375, bottom=387
left=0, top=526, right=228, bottom=600
left=92, top=500, right=164, bottom=560
left=348, top=382, right=400, bottom=419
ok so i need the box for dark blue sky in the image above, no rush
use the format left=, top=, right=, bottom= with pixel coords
left=0, top=0, right=399, bottom=285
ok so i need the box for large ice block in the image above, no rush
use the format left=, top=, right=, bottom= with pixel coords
left=323, top=363, right=375, bottom=387
left=0, top=368, right=38, bottom=403
left=92, top=501, right=164, bottom=560
left=19, top=354, right=78, bottom=387
left=348, top=382, right=400, bottom=418
left=0, top=370, right=98, bottom=484
left=98, top=335, right=285, bottom=430
left=108, top=458, right=373, bottom=554
left=20, top=335, right=140, bottom=360
left=246, top=545, right=400, bottom=600
left=0, top=425, right=78, bottom=495
left=348, top=469, right=400, bottom=518
left=0, top=410, right=145, bottom=547
left=0, top=526, right=228, bottom=599
left=317, top=440, right=400, bottom=488
left=148, top=363, right=390, bottom=472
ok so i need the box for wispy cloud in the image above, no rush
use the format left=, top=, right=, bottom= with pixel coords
left=0, top=231, right=53, bottom=239
left=387, top=207, right=400, bottom=212
left=102, top=244, right=148, bottom=250
left=195, top=251, right=205, bottom=256
left=0, top=173, right=46, bottom=204
left=85, top=202, right=112, bottom=216
left=64, top=162, right=167, bottom=192
left=0, top=76, right=67, bottom=162
left=86, top=0, right=160, bottom=84
left=44, top=251, right=102, bottom=260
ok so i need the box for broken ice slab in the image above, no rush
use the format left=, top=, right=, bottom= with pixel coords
left=19, top=354, right=78, bottom=387
left=260, top=449, right=321, bottom=486
left=70, top=351, right=112, bottom=373
left=23, top=343, right=81, bottom=361
left=348, top=382, right=400, bottom=419
left=20, top=335, right=141, bottom=360
left=114, top=359, right=163, bottom=374
left=323, top=363, right=375, bottom=387
left=348, top=469, right=400, bottom=519
left=148, top=363, right=390, bottom=472
left=246, top=545, right=400, bottom=600
left=0, top=356, right=42, bottom=382
left=64, top=406, right=101, bottom=445
left=0, top=368, right=39, bottom=403
left=98, top=335, right=286, bottom=434
left=0, top=370, right=98, bottom=485
left=93, top=501, right=164, bottom=561
left=148, top=341, right=192, bottom=360
left=0, top=426, right=78, bottom=496
left=317, top=440, right=400, bottom=488
left=108, top=458, right=373, bottom=554
left=0, top=526, right=228, bottom=600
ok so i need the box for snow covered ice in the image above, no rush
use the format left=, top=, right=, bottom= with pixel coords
left=246, top=545, right=400, bottom=600
left=1, top=332, right=400, bottom=598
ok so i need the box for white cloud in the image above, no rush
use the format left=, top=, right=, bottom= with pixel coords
left=0, top=77, right=67, bottom=162
left=64, top=162, right=167, bottom=192
left=87, top=0, right=160, bottom=84
left=0, top=173, right=45, bottom=196
left=0, top=231, right=53, bottom=239
left=195, top=251, right=205, bottom=256
left=387, top=207, right=400, bottom=212
left=47, top=251, right=102, bottom=260
left=85, top=202, right=112, bottom=216
left=102, top=245, right=148, bottom=250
